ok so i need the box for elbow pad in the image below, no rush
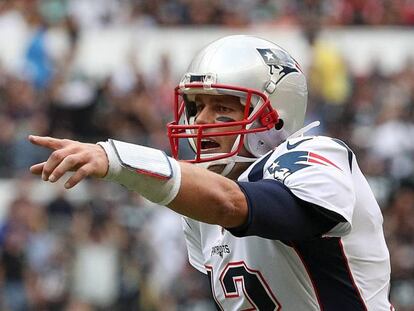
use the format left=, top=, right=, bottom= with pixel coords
left=97, top=139, right=181, bottom=205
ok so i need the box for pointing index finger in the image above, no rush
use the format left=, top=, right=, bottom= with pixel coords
left=28, top=135, right=67, bottom=150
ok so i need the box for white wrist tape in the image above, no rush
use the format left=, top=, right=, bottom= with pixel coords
left=97, top=140, right=181, bottom=206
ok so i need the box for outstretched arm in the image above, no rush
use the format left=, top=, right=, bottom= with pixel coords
left=28, top=135, right=248, bottom=228
left=29, top=135, right=342, bottom=240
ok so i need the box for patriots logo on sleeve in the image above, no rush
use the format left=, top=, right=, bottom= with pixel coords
left=267, top=151, right=341, bottom=182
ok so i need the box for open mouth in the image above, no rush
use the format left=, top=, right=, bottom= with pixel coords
left=200, top=138, right=221, bottom=151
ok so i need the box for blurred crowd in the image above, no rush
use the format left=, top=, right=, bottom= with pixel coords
left=2, top=0, right=414, bottom=29
left=1, top=0, right=414, bottom=311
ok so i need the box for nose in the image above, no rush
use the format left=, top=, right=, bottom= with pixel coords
left=194, top=106, right=214, bottom=125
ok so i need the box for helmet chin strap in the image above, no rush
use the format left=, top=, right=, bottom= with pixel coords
left=195, top=135, right=256, bottom=177
left=195, top=154, right=256, bottom=176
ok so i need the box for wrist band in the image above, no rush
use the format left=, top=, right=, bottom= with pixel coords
left=97, top=140, right=182, bottom=205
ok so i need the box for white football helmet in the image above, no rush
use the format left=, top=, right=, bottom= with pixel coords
left=167, top=35, right=308, bottom=175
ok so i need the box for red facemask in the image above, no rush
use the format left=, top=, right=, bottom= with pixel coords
left=167, top=83, right=280, bottom=163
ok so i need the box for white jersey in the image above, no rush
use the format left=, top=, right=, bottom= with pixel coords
left=183, top=135, right=393, bottom=311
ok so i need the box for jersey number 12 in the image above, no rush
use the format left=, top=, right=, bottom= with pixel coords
left=206, top=262, right=281, bottom=310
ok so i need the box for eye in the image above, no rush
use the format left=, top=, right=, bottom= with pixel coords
left=217, top=105, right=232, bottom=113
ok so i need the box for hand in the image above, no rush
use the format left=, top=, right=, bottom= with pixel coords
left=28, top=135, right=109, bottom=189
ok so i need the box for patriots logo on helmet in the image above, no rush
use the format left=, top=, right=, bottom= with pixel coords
left=267, top=151, right=341, bottom=182
left=257, top=48, right=300, bottom=78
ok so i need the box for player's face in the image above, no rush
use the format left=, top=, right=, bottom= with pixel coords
left=193, top=94, right=253, bottom=175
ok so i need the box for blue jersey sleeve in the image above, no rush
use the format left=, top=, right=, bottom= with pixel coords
left=228, top=179, right=345, bottom=240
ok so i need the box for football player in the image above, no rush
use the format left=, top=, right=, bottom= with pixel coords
left=29, top=35, right=393, bottom=310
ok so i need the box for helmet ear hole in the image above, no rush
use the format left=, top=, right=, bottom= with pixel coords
left=275, top=119, right=284, bottom=130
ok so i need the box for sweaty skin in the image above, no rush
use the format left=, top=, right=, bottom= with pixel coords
left=29, top=94, right=252, bottom=229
